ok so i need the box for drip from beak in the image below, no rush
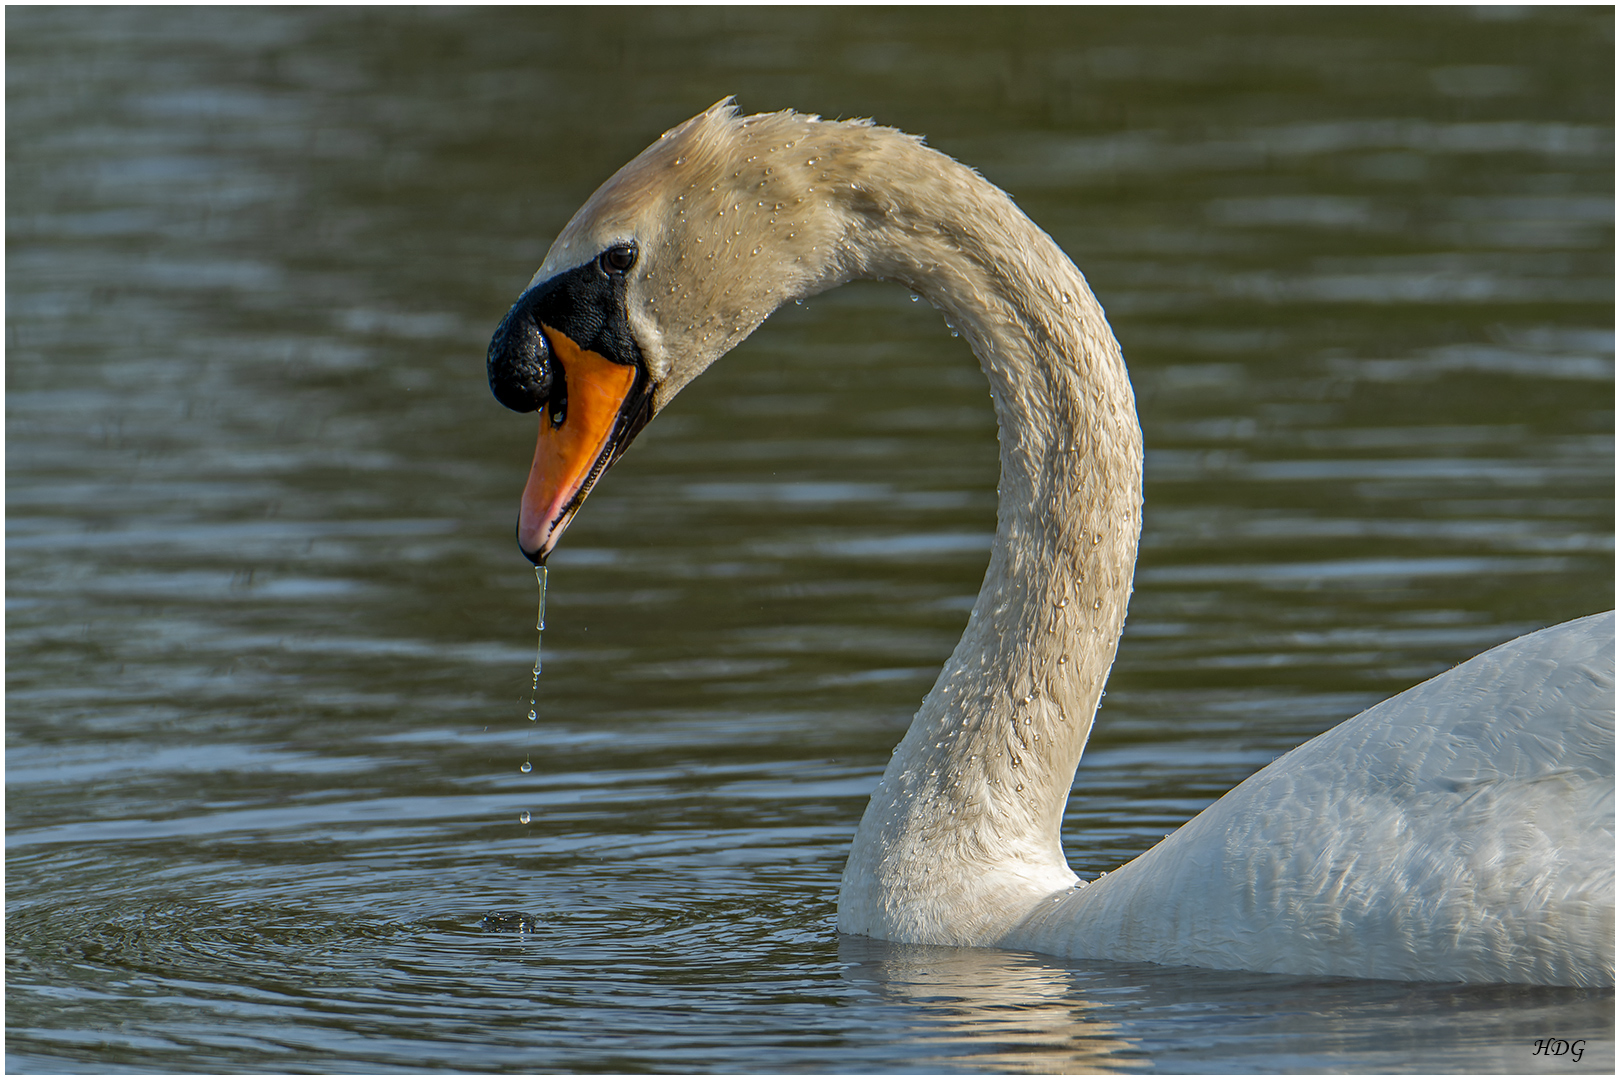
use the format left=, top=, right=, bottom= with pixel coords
left=517, top=326, right=641, bottom=563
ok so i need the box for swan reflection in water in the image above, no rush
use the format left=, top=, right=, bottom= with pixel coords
left=838, top=937, right=1141, bottom=1073
left=836, top=938, right=1615, bottom=1073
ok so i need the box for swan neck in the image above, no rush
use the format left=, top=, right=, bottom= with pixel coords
left=830, top=134, right=1144, bottom=944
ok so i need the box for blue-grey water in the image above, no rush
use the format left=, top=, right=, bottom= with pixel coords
left=7, top=7, right=1613, bottom=1073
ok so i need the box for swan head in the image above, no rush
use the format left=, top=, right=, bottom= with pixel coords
left=488, top=99, right=914, bottom=562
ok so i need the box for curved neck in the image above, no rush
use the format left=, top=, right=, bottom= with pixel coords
left=819, top=131, right=1144, bottom=944
left=574, top=106, right=1145, bottom=943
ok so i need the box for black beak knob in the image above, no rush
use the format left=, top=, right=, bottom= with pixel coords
left=488, top=294, right=552, bottom=414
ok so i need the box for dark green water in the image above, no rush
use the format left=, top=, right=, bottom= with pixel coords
left=7, top=7, right=1612, bottom=1073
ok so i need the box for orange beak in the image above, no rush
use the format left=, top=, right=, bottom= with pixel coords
left=517, top=326, right=639, bottom=562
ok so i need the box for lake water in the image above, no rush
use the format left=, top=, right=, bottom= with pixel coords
left=6, top=7, right=1613, bottom=1073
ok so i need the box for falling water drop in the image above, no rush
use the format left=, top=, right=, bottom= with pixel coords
left=518, top=811, right=531, bottom=824
left=520, top=759, right=533, bottom=774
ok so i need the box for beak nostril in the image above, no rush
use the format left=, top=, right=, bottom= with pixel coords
left=546, top=351, right=569, bottom=429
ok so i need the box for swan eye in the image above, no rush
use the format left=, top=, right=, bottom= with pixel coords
left=600, top=244, right=637, bottom=275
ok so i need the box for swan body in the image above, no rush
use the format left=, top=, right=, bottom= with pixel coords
left=1011, top=612, right=1614, bottom=985
left=487, top=100, right=1615, bottom=986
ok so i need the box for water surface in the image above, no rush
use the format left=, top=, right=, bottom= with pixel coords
left=7, top=7, right=1613, bottom=1073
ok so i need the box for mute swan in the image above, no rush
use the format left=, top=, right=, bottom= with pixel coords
left=487, top=101, right=1615, bottom=987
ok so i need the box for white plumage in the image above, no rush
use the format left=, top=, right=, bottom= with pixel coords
left=1012, top=612, right=1615, bottom=985
left=510, top=101, right=1616, bottom=986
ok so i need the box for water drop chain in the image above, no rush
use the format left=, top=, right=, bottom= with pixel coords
left=519, top=564, right=547, bottom=822
left=528, top=564, right=547, bottom=720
